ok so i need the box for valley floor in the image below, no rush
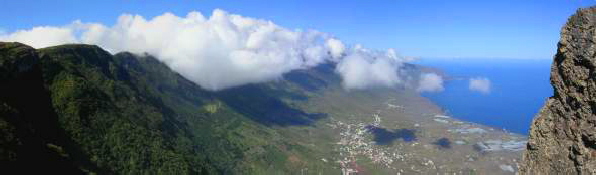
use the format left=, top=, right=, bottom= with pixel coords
left=282, top=87, right=525, bottom=174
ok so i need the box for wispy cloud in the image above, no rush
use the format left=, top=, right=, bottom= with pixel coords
left=469, top=77, right=491, bottom=94
left=416, top=73, right=444, bottom=93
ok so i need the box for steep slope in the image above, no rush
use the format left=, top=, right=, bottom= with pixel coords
left=0, top=42, right=340, bottom=174
left=0, top=42, right=84, bottom=174
left=522, top=7, right=596, bottom=174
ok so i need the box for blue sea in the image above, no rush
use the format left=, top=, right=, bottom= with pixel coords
left=415, top=58, right=553, bottom=135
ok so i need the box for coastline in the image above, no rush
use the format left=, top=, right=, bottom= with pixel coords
left=296, top=87, right=527, bottom=174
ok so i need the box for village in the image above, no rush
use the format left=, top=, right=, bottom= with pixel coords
left=324, top=99, right=527, bottom=174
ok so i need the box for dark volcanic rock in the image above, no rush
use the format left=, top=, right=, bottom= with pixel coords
left=521, top=7, right=596, bottom=174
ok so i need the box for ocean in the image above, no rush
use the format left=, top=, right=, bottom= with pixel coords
left=415, top=58, right=553, bottom=135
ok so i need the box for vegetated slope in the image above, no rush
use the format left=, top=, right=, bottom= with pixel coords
left=1, top=41, right=522, bottom=174
left=0, top=42, right=353, bottom=174
left=521, top=7, right=596, bottom=174
left=0, top=42, right=84, bottom=174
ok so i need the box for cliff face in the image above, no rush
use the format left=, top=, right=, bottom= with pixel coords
left=522, top=7, right=596, bottom=174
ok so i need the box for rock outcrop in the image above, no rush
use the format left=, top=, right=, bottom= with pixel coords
left=522, top=7, right=596, bottom=174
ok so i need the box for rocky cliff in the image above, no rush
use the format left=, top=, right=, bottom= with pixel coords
left=522, top=7, right=596, bottom=174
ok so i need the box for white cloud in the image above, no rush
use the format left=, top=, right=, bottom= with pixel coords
left=336, top=47, right=402, bottom=90
left=0, top=26, right=78, bottom=48
left=416, top=73, right=444, bottom=93
left=326, top=38, right=345, bottom=60
left=469, top=77, right=491, bottom=94
left=0, top=9, right=405, bottom=91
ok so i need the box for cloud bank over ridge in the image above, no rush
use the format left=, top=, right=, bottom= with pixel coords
left=0, top=9, right=406, bottom=91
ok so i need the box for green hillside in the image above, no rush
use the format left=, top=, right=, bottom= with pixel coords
left=0, top=42, right=349, bottom=174
left=3, top=41, right=470, bottom=174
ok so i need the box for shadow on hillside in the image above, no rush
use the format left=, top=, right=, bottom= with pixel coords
left=283, top=63, right=339, bottom=92
left=284, top=71, right=327, bottom=92
left=0, top=62, right=100, bottom=173
left=433, top=137, right=452, bottom=149
left=365, top=125, right=417, bottom=145
left=216, top=84, right=326, bottom=126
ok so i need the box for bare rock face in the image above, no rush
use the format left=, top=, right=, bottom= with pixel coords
left=521, top=7, right=596, bottom=174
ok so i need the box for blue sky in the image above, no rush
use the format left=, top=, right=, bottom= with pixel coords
left=1, top=0, right=595, bottom=59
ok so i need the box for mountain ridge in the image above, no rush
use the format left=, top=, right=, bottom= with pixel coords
left=0, top=42, right=343, bottom=174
